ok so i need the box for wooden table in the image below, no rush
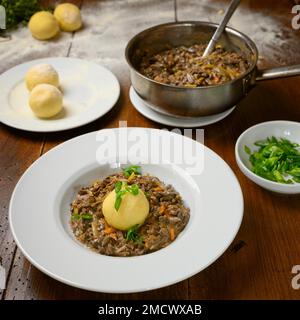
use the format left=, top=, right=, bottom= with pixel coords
left=1, top=0, right=300, bottom=300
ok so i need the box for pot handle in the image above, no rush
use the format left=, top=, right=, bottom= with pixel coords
left=256, top=64, right=300, bottom=81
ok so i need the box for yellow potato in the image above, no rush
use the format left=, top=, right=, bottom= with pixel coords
left=29, top=84, right=63, bottom=118
left=25, top=64, right=59, bottom=91
left=29, top=11, right=59, bottom=40
left=54, top=3, right=82, bottom=32
left=103, top=188, right=149, bottom=230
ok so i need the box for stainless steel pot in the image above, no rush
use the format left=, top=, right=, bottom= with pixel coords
left=125, top=21, right=300, bottom=117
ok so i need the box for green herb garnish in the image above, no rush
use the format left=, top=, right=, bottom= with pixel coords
left=114, top=181, right=127, bottom=211
left=144, top=191, right=150, bottom=198
left=126, top=184, right=139, bottom=195
left=114, top=182, right=140, bottom=211
left=71, top=213, right=93, bottom=221
left=114, top=189, right=127, bottom=211
left=245, top=136, right=300, bottom=184
left=122, top=165, right=142, bottom=178
left=115, top=181, right=123, bottom=193
left=244, top=145, right=251, bottom=155
left=114, top=195, right=122, bottom=211
left=81, top=214, right=93, bottom=220
left=0, top=0, right=43, bottom=30
left=126, top=225, right=143, bottom=244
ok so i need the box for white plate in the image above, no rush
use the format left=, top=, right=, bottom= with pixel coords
left=9, top=128, right=243, bottom=293
left=130, top=86, right=236, bottom=128
left=0, top=58, right=120, bottom=132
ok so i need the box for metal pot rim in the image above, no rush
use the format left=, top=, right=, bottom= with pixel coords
left=125, top=21, right=259, bottom=90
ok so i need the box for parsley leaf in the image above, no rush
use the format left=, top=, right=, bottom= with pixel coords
left=0, top=0, right=43, bottom=30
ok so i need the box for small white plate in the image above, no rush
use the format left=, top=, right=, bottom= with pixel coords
left=130, top=86, right=236, bottom=128
left=235, top=121, right=300, bottom=194
left=0, top=58, right=120, bottom=132
left=10, top=128, right=243, bottom=293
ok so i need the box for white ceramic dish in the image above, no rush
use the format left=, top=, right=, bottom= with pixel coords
left=0, top=57, right=120, bottom=132
left=10, top=128, right=243, bottom=293
left=130, top=86, right=236, bottom=128
left=235, top=120, right=300, bottom=194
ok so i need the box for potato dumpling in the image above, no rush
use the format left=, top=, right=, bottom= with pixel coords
left=28, top=11, right=59, bottom=40
left=54, top=3, right=82, bottom=32
left=25, top=64, right=59, bottom=91
left=29, top=84, right=63, bottom=118
left=103, top=188, right=149, bottom=230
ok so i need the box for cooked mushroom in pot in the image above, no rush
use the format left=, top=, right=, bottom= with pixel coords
left=139, top=44, right=249, bottom=87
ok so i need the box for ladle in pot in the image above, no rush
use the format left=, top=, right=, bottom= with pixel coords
left=203, top=0, right=241, bottom=57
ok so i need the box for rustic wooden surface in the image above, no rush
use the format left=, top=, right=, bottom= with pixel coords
left=0, top=0, right=300, bottom=300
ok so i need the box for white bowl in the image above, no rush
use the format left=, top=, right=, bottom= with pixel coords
left=235, top=121, right=300, bottom=194
left=10, top=128, right=243, bottom=293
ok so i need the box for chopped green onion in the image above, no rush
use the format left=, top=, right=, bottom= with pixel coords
left=71, top=213, right=93, bottom=221
left=115, top=181, right=122, bottom=193
left=126, top=225, right=143, bottom=244
left=122, top=165, right=142, bottom=178
left=144, top=191, right=150, bottom=198
left=245, top=136, right=300, bottom=184
left=244, top=145, right=251, bottom=155
left=71, top=214, right=81, bottom=221
left=114, top=182, right=140, bottom=211
left=126, top=184, right=139, bottom=196
left=81, top=214, right=93, bottom=220
left=114, top=194, right=123, bottom=211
